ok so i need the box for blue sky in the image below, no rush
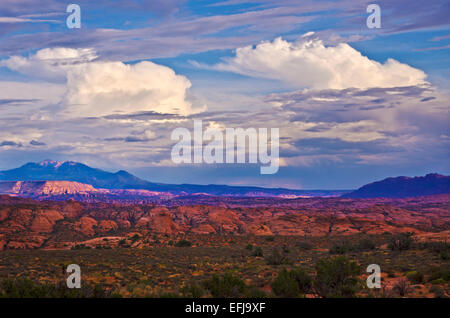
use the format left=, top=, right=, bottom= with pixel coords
left=0, top=0, right=449, bottom=189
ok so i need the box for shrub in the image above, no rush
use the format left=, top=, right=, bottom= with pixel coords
left=251, top=247, right=264, bottom=257
left=175, top=239, right=192, bottom=247
left=418, top=241, right=449, bottom=254
left=245, top=244, right=253, bottom=251
left=203, top=274, right=247, bottom=298
left=387, top=271, right=396, bottom=278
left=271, top=269, right=300, bottom=298
left=429, top=285, right=445, bottom=298
left=388, top=232, right=414, bottom=251
left=329, top=241, right=354, bottom=255
left=329, top=239, right=376, bottom=254
left=417, top=241, right=450, bottom=260
left=431, top=278, right=446, bottom=285
left=130, top=234, right=141, bottom=243
left=393, top=278, right=411, bottom=297
left=355, top=238, right=376, bottom=251
left=406, top=271, right=424, bottom=284
left=181, top=283, right=204, bottom=298
left=296, top=241, right=313, bottom=250
left=314, top=256, right=361, bottom=298
left=427, top=265, right=450, bottom=282
left=291, top=268, right=313, bottom=293
left=271, top=268, right=312, bottom=298
left=265, top=247, right=293, bottom=265
left=245, top=287, right=267, bottom=298
left=71, top=244, right=91, bottom=250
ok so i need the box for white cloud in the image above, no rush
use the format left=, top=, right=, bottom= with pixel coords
left=210, top=36, right=428, bottom=90
left=0, top=48, right=97, bottom=81
left=0, top=47, right=203, bottom=116
left=0, top=17, right=59, bottom=23
left=65, top=60, right=200, bottom=117
left=0, top=81, right=65, bottom=102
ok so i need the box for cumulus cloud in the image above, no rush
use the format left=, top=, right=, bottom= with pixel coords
left=0, top=47, right=203, bottom=116
left=64, top=60, right=199, bottom=117
left=0, top=48, right=97, bottom=81
left=208, top=36, right=428, bottom=90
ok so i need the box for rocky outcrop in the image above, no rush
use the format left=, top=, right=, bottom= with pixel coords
left=30, top=210, right=64, bottom=233
left=75, top=217, right=98, bottom=236
left=0, top=181, right=98, bottom=196
left=97, top=220, right=118, bottom=233
left=148, top=211, right=181, bottom=235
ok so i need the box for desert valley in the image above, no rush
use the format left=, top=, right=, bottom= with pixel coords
left=0, top=161, right=448, bottom=298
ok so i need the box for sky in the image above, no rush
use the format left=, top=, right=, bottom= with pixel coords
left=0, top=0, right=449, bottom=189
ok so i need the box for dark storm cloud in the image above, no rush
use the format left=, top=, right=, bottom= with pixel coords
left=292, top=138, right=398, bottom=156
left=103, top=111, right=182, bottom=121
left=29, top=140, right=46, bottom=146
left=0, top=141, right=21, bottom=147
left=0, top=98, right=41, bottom=105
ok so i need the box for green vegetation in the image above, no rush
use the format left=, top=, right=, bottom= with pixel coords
left=251, top=246, right=264, bottom=257
left=174, top=239, right=192, bottom=247
left=0, top=234, right=447, bottom=298
left=265, top=247, right=293, bottom=265
left=329, top=238, right=376, bottom=254
left=71, top=244, right=91, bottom=250
left=314, top=256, right=361, bottom=298
left=429, top=285, right=445, bottom=298
left=406, top=270, right=424, bottom=284
left=203, top=274, right=247, bottom=298
left=0, top=278, right=112, bottom=298
left=388, top=233, right=414, bottom=251
left=393, top=278, right=411, bottom=297
left=180, top=282, right=204, bottom=298
left=418, top=241, right=450, bottom=260
left=296, top=241, right=313, bottom=250
left=271, top=268, right=312, bottom=297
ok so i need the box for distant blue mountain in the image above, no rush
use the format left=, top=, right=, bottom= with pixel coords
left=0, top=160, right=348, bottom=197
left=343, top=173, right=450, bottom=198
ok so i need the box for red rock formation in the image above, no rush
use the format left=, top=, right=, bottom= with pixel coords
left=0, top=195, right=448, bottom=249
left=148, top=212, right=181, bottom=235
left=97, top=220, right=118, bottom=233
left=75, top=217, right=98, bottom=236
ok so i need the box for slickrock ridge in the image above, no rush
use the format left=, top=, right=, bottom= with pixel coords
left=0, top=181, right=97, bottom=196
left=0, top=180, right=172, bottom=202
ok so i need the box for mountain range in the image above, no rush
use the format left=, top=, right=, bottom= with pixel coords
left=0, top=160, right=347, bottom=198
left=0, top=160, right=448, bottom=201
left=344, top=173, right=450, bottom=198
